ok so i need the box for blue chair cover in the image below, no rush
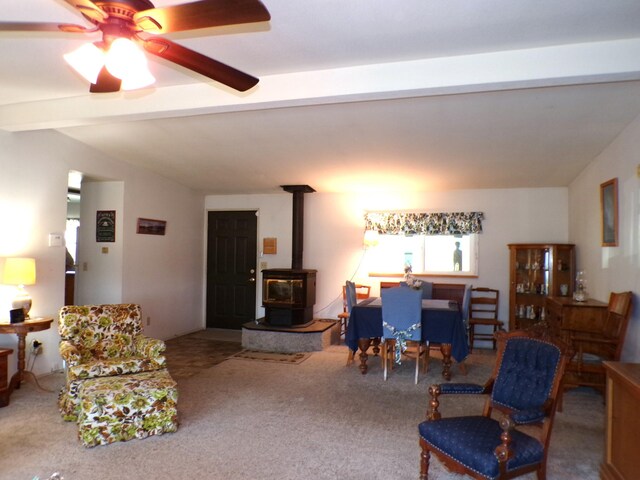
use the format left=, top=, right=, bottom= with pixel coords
left=381, top=286, right=422, bottom=362
left=345, top=281, right=357, bottom=313
left=461, top=284, right=472, bottom=328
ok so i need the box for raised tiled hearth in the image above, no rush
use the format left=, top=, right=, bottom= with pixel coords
left=242, top=319, right=341, bottom=353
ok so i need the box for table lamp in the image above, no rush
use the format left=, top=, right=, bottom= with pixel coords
left=3, top=257, right=36, bottom=318
left=363, top=229, right=379, bottom=248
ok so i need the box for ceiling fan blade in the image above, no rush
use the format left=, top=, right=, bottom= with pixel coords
left=63, top=0, right=108, bottom=23
left=142, top=37, right=258, bottom=91
left=0, top=22, right=91, bottom=32
left=90, top=66, right=122, bottom=93
left=134, top=0, right=270, bottom=34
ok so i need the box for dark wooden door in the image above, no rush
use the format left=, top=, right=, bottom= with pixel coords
left=206, top=211, right=257, bottom=329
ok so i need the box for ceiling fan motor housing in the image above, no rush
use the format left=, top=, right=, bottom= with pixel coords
left=89, top=1, right=155, bottom=23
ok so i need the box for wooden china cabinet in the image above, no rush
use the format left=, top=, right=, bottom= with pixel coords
left=507, top=243, right=575, bottom=331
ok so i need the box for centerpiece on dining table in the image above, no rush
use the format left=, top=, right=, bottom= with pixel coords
left=403, top=265, right=423, bottom=290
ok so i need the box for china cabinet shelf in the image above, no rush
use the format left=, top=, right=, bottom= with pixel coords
left=508, top=243, right=575, bottom=331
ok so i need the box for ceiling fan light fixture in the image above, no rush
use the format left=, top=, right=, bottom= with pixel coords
left=63, top=42, right=105, bottom=84
left=105, top=38, right=155, bottom=89
left=120, top=66, right=156, bottom=90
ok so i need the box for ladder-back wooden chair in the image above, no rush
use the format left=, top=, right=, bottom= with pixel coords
left=468, top=287, right=504, bottom=352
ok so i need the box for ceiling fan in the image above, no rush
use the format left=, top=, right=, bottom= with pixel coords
left=0, top=0, right=270, bottom=93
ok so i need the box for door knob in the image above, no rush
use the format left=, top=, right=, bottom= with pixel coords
left=249, top=277, right=256, bottom=283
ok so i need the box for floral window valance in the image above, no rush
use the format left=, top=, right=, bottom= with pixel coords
left=364, top=211, right=484, bottom=235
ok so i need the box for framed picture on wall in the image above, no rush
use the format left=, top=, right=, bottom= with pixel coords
left=600, top=178, right=618, bottom=247
left=136, top=218, right=167, bottom=236
left=96, top=210, right=116, bottom=242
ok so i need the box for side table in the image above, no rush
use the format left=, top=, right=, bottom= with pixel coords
left=0, top=348, right=14, bottom=407
left=0, top=317, right=53, bottom=403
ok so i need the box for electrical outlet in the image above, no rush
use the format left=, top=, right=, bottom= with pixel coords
left=260, top=261, right=268, bottom=270
left=146, top=316, right=151, bottom=326
left=30, top=339, right=43, bottom=355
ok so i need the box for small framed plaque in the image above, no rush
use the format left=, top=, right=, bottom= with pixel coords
left=96, top=210, right=116, bottom=243
left=263, top=237, right=277, bottom=254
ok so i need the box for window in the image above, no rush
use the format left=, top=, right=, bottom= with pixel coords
left=368, top=233, right=478, bottom=276
left=363, top=211, right=483, bottom=277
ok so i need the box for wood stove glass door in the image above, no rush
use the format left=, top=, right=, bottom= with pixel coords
left=206, top=210, right=257, bottom=329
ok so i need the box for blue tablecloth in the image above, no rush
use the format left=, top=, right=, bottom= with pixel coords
left=346, top=297, right=469, bottom=363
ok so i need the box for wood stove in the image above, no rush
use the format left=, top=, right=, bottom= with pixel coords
left=262, top=184, right=317, bottom=327
left=262, top=268, right=317, bottom=326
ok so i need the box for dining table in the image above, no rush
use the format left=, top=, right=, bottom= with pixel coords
left=346, top=297, right=469, bottom=380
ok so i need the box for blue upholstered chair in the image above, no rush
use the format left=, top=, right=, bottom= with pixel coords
left=418, top=328, right=569, bottom=479
left=345, top=280, right=357, bottom=312
left=381, top=286, right=428, bottom=383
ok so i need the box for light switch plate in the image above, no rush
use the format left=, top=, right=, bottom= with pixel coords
left=48, top=233, right=63, bottom=247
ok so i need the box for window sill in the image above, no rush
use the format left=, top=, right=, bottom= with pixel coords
left=368, top=272, right=478, bottom=279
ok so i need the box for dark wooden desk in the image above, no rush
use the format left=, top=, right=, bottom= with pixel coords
left=0, top=317, right=53, bottom=399
left=544, top=296, right=607, bottom=338
left=545, top=296, right=609, bottom=397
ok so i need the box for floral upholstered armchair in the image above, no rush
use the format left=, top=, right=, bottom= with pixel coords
left=58, top=304, right=167, bottom=420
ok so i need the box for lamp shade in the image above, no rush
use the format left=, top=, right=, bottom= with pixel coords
left=63, top=43, right=105, bottom=84
left=363, top=230, right=380, bottom=248
left=3, top=257, right=36, bottom=286
left=64, top=39, right=155, bottom=91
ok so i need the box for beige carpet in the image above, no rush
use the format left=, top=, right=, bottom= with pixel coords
left=0, top=346, right=603, bottom=480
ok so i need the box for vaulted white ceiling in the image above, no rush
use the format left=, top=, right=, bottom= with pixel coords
left=2, top=0, right=640, bottom=194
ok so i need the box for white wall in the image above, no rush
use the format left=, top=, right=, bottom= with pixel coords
left=569, top=113, right=640, bottom=362
left=0, top=130, right=204, bottom=377
left=75, top=181, right=124, bottom=304
left=206, top=187, right=569, bottom=324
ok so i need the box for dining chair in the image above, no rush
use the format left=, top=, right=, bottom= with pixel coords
left=381, top=286, right=428, bottom=384
left=337, top=282, right=371, bottom=337
left=468, top=287, right=504, bottom=352
left=418, top=327, right=570, bottom=479
left=341, top=281, right=372, bottom=366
